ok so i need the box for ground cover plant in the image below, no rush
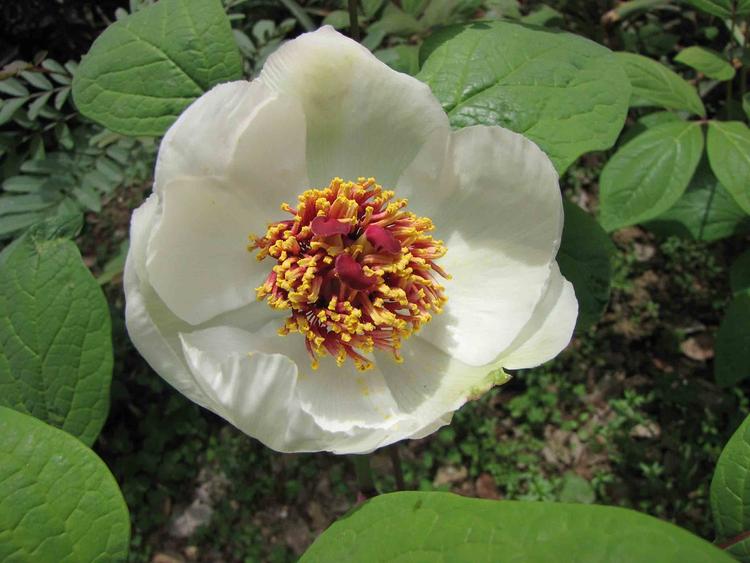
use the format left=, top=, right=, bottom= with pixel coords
left=1, top=0, right=750, bottom=561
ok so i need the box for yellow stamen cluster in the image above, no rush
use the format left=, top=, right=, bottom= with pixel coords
left=249, top=177, right=449, bottom=371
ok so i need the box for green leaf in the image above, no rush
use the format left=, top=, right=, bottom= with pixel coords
left=0, top=212, right=45, bottom=238
left=0, top=194, right=58, bottom=216
left=50, top=73, right=72, bottom=85
left=646, top=160, right=750, bottom=242
left=55, top=122, right=74, bottom=150
left=639, top=111, right=681, bottom=128
left=0, top=231, right=113, bottom=445
left=743, top=93, right=750, bottom=121
left=53, top=87, right=71, bottom=110
left=675, top=46, right=735, bottom=81
left=73, top=0, right=243, bottom=136
left=97, top=241, right=129, bottom=286
left=20, top=157, right=68, bottom=176
left=322, top=10, right=351, bottom=29
left=301, top=492, right=732, bottom=562
left=368, top=3, right=424, bottom=37
left=72, top=185, right=102, bottom=212
left=599, top=121, right=704, bottom=231
left=731, top=250, right=750, bottom=297
left=616, top=52, right=706, bottom=117
left=558, top=200, right=615, bottom=331
left=715, top=294, right=750, bottom=387
left=417, top=21, right=630, bottom=173
left=0, top=407, right=129, bottom=563
left=0, top=77, right=30, bottom=97
left=96, top=156, right=124, bottom=184
left=27, top=91, right=52, bottom=120
left=618, top=110, right=682, bottom=146
left=277, top=0, right=315, bottom=31
left=558, top=472, right=595, bottom=504
left=727, top=536, right=750, bottom=562
left=20, top=70, right=53, bottom=91
left=2, top=175, right=47, bottom=193
left=41, top=59, right=67, bottom=74
left=362, top=0, right=386, bottom=17
left=27, top=213, right=84, bottom=241
left=711, top=412, right=750, bottom=555
left=402, top=0, right=429, bottom=16
left=706, top=121, right=750, bottom=214
left=0, top=97, right=29, bottom=126
left=684, top=0, right=750, bottom=18
left=521, top=5, right=564, bottom=27
left=374, top=45, right=420, bottom=75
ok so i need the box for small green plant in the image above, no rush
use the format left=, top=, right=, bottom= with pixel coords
left=0, top=58, right=156, bottom=241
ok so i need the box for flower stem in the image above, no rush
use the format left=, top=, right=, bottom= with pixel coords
left=348, top=0, right=360, bottom=42
left=727, top=4, right=738, bottom=107
left=388, top=445, right=405, bottom=490
left=352, top=454, right=376, bottom=499
left=741, top=20, right=748, bottom=99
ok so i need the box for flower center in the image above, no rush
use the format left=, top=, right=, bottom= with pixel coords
left=249, top=178, right=449, bottom=371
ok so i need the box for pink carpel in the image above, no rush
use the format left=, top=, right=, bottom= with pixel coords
left=311, top=216, right=351, bottom=237
left=335, top=253, right=376, bottom=290
left=365, top=225, right=401, bottom=254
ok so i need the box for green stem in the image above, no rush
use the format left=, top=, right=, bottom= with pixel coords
left=741, top=21, right=748, bottom=98
left=352, top=454, right=376, bottom=498
left=388, top=445, right=405, bottom=491
left=728, top=3, right=738, bottom=106
left=728, top=74, right=734, bottom=107
left=348, top=0, right=360, bottom=42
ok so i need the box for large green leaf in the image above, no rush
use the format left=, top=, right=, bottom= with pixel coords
left=646, top=160, right=750, bottom=242
left=684, top=0, right=750, bottom=18
left=706, top=121, right=750, bottom=215
left=711, top=413, right=750, bottom=562
left=618, top=110, right=682, bottom=145
left=616, top=52, right=706, bottom=117
left=715, top=294, right=750, bottom=387
left=674, top=46, right=735, bottom=81
left=417, top=22, right=630, bottom=173
left=0, top=407, right=129, bottom=562
left=558, top=200, right=615, bottom=331
left=726, top=537, right=750, bottom=563
left=599, top=121, right=704, bottom=232
left=0, top=230, right=113, bottom=446
left=301, top=492, right=731, bottom=562
left=73, top=0, right=242, bottom=136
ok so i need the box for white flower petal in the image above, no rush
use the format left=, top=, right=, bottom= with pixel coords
left=500, top=262, right=578, bottom=370
left=409, top=414, right=454, bottom=440
left=419, top=125, right=563, bottom=366
left=260, top=26, right=449, bottom=186
left=179, top=327, right=338, bottom=453
left=394, top=127, right=455, bottom=216
left=177, top=325, right=501, bottom=454
left=178, top=326, right=406, bottom=454
left=124, top=197, right=216, bottom=410
left=125, top=268, right=217, bottom=411
left=155, top=80, right=309, bottom=220
left=375, top=336, right=502, bottom=437
left=145, top=176, right=263, bottom=325
left=239, top=329, right=410, bottom=434
left=126, top=195, right=278, bottom=408
left=294, top=358, right=407, bottom=433
left=129, top=193, right=159, bottom=283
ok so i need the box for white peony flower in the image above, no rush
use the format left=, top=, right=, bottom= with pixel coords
left=124, top=26, right=578, bottom=454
